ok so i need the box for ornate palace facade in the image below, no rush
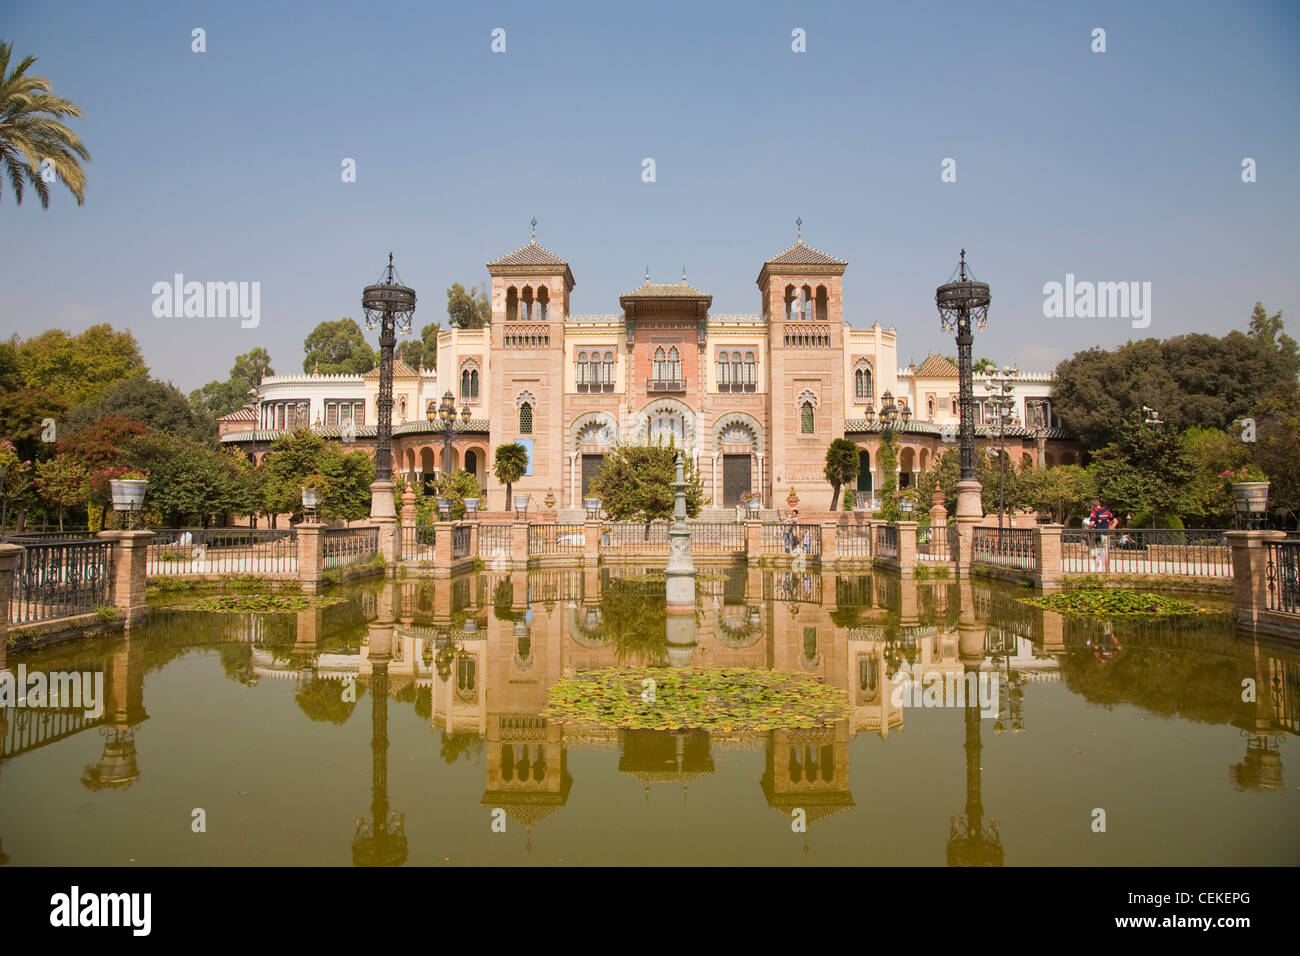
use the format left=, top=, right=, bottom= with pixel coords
left=221, top=230, right=1079, bottom=513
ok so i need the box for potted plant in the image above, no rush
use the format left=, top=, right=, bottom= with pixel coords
left=463, top=496, right=480, bottom=513
left=106, top=467, right=149, bottom=511
left=300, top=474, right=326, bottom=514
left=583, top=496, right=602, bottom=517
left=514, top=493, right=530, bottom=515
left=1221, top=464, right=1269, bottom=519
left=436, top=496, right=453, bottom=519
left=740, top=490, right=761, bottom=514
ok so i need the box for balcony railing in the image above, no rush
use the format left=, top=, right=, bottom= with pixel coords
left=717, top=382, right=757, bottom=393
left=576, top=383, right=615, bottom=393
left=646, top=378, right=686, bottom=392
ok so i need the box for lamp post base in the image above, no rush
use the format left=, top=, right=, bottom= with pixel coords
left=955, top=479, right=983, bottom=519
left=369, top=480, right=396, bottom=521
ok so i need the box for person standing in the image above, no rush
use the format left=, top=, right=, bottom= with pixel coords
left=1084, top=499, right=1116, bottom=571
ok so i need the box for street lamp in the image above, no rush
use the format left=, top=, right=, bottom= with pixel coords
left=362, top=254, right=416, bottom=520
left=936, top=250, right=991, bottom=519
left=430, top=390, right=470, bottom=477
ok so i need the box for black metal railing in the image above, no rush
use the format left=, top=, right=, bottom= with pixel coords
left=917, top=524, right=952, bottom=562
left=7, top=530, right=99, bottom=543
left=453, top=525, right=471, bottom=560
left=478, top=524, right=512, bottom=561
left=399, top=525, right=436, bottom=561
left=605, top=522, right=669, bottom=552
left=1266, top=540, right=1300, bottom=614
left=9, top=539, right=113, bottom=624
left=875, top=524, right=899, bottom=558
left=688, top=522, right=746, bottom=554
left=838, top=522, right=873, bottom=558
left=146, top=528, right=297, bottom=575
left=528, top=524, right=585, bottom=556
left=762, top=523, right=820, bottom=556
left=972, top=527, right=1038, bottom=573
left=1060, top=528, right=1230, bottom=577
left=322, top=527, right=379, bottom=569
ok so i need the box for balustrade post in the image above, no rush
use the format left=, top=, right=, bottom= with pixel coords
left=583, top=520, right=601, bottom=566
left=896, top=521, right=918, bottom=576
left=821, top=520, right=838, bottom=566
left=954, top=515, right=981, bottom=576
left=0, top=543, right=23, bottom=644
left=296, top=524, right=326, bottom=593
left=745, top=519, right=762, bottom=563
left=98, top=530, right=154, bottom=625
left=1036, top=524, right=1064, bottom=589
left=433, top=520, right=454, bottom=577
left=1226, top=530, right=1286, bottom=628
left=511, top=522, right=529, bottom=570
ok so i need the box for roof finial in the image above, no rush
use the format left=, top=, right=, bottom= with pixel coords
left=386, top=252, right=394, bottom=283
left=796, top=217, right=802, bottom=242
left=530, top=217, right=537, bottom=242
left=644, top=265, right=650, bottom=287
left=681, top=265, right=687, bottom=285
left=959, top=248, right=967, bottom=281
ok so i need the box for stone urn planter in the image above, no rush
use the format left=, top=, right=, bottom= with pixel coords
left=463, top=498, right=479, bottom=514
left=583, top=497, right=602, bottom=517
left=746, top=497, right=761, bottom=515
left=110, top=478, right=149, bottom=513
left=1231, top=481, right=1269, bottom=516
left=514, top=494, right=530, bottom=515
left=300, top=486, right=321, bottom=513
left=436, top=497, right=453, bottom=519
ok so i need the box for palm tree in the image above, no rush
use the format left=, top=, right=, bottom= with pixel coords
left=824, top=438, right=860, bottom=511
left=493, top=442, right=529, bottom=511
left=0, top=42, right=90, bottom=207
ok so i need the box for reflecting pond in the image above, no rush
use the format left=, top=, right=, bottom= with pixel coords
left=2, top=567, right=1298, bottom=866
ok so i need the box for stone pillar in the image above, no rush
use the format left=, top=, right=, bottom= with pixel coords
left=1036, top=524, right=1064, bottom=589
left=400, top=486, right=418, bottom=528
left=0, top=543, right=24, bottom=645
left=745, top=519, right=762, bottom=563
left=468, top=521, right=479, bottom=564
left=511, top=522, right=529, bottom=570
left=954, top=480, right=982, bottom=577
left=896, top=520, right=918, bottom=576
left=583, top=519, right=601, bottom=566
left=821, top=520, right=838, bottom=565
left=433, top=520, right=453, bottom=577
left=929, top=488, right=947, bottom=528
left=296, top=524, right=326, bottom=593
left=98, top=530, right=155, bottom=625
left=1226, top=530, right=1286, bottom=628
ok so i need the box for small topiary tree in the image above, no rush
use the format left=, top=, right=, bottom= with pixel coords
left=823, top=438, right=860, bottom=511
left=590, top=441, right=704, bottom=525
left=493, top=442, right=529, bottom=511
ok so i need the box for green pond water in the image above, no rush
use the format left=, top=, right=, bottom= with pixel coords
left=2, top=567, right=1297, bottom=866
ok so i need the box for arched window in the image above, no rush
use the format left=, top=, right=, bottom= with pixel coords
left=927, top=396, right=935, bottom=419
left=802, top=285, right=814, bottom=321
left=590, top=352, right=602, bottom=389
left=800, top=402, right=815, bottom=434
left=519, top=402, right=533, bottom=434
left=461, top=368, right=471, bottom=398
left=456, top=657, right=475, bottom=693
left=815, top=285, right=828, bottom=321
left=537, top=286, right=549, bottom=321
left=744, top=351, right=756, bottom=390
left=602, top=351, right=614, bottom=389
left=576, top=351, right=587, bottom=388
left=653, top=347, right=666, bottom=381
left=668, top=347, right=681, bottom=382
left=520, top=286, right=533, bottom=321
left=506, top=286, right=518, bottom=321
left=784, top=284, right=797, bottom=321
left=854, top=365, right=873, bottom=401
left=717, top=350, right=729, bottom=388
left=730, top=351, right=741, bottom=389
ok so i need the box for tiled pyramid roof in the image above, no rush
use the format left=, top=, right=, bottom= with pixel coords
left=487, top=239, right=568, bottom=267
left=764, top=239, right=846, bottom=266
left=913, top=353, right=959, bottom=377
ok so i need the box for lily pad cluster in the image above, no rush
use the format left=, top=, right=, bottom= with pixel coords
left=1021, top=589, right=1206, bottom=617
left=542, top=667, right=850, bottom=733
left=187, top=593, right=341, bottom=614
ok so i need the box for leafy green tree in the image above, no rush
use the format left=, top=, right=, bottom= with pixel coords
left=590, top=442, right=703, bottom=523
left=260, top=428, right=373, bottom=521
left=67, top=375, right=215, bottom=443
left=0, top=384, right=66, bottom=464
left=1178, top=427, right=1247, bottom=527
left=877, top=434, right=899, bottom=520
left=1017, top=464, right=1097, bottom=525
left=125, top=432, right=256, bottom=526
left=1088, top=416, right=1194, bottom=527
left=823, top=438, right=860, bottom=511
left=916, top=448, right=960, bottom=517
left=33, top=456, right=90, bottom=531
left=302, top=318, right=375, bottom=374
left=493, top=442, right=529, bottom=511
left=0, top=41, right=91, bottom=207
left=57, top=417, right=149, bottom=468
left=12, top=324, right=145, bottom=408
left=396, top=322, right=442, bottom=371
left=1250, top=384, right=1300, bottom=528
left=190, top=347, right=274, bottom=418
left=446, top=283, right=491, bottom=329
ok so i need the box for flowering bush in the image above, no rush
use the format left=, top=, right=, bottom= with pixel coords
left=738, top=491, right=760, bottom=505
left=1216, top=464, right=1267, bottom=494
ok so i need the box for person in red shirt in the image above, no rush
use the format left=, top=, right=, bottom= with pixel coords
left=1086, top=500, right=1116, bottom=530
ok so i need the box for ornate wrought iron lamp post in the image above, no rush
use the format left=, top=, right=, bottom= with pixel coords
left=936, top=250, right=991, bottom=522
left=362, top=254, right=416, bottom=523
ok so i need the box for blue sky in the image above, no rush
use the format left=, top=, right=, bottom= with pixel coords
left=1, top=0, right=1297, bottom=392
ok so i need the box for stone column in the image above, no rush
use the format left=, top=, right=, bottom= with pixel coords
left=1035, top=524, right=1064, bottom=589
left=0, top=543, right=24, bottom=645
left=433, top=520, right=453, bottom=577
left=583, top=519, right=601, bottom=567
left=1226, top=530, right=1286, bottom=628
left=821, top=519, right=838, bottom=565
left=511, top=522, right=529, bottom=570
left=896, top=520, right=918, bottom=576
left=98, top=530, right=155, bottom=625
left=297, top=524, right=326, bottom=593
left=745, top=519, right=762, bottom=563
left=400, top=486, right=418, bottom=528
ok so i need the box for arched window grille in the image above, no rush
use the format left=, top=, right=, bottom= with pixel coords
left=602, top=351, right=614, bottom=389
left=576, top=351, right=587, bottom=388
left=653, top=347, right=666, bottom=381
left=668, top=347, right=681, bottom=382
left=744, top=351, right=756, bottom=390
left=717, top=350, right=729, bottom=388
left=801, top=402, right=815, bottom=434
left=519, top=402, right=533, bottom=434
